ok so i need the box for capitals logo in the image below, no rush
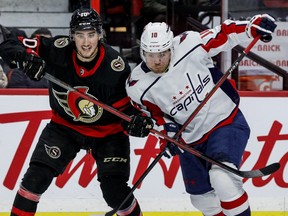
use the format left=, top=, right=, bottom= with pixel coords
left=52, top=87, right=103, bottom=123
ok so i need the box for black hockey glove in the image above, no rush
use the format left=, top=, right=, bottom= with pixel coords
left=19, top=51, right=46, bottom=81
left=246, top=14, right=277, bottom=42
left=159, top=123, right=184, bottom=158
left=123, top=114, right=154, bottom=137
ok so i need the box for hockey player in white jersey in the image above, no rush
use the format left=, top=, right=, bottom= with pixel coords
left=125, top=14, right=276, bottom=216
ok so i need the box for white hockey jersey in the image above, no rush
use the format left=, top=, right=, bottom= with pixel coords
left=126, top=19, right=253, bottom=144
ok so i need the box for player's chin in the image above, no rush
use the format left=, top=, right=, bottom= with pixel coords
left=80, top=51, right=93, bottom=58
left=153, top=68, right=166, bottom=74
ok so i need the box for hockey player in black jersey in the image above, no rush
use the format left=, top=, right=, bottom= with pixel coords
left=0, top=8, right=153, bottom=216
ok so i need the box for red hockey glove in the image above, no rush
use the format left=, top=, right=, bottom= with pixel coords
left=123, top=114, right=154, bottom=137
left=159, top=123, right=183, bottom=158
left=246, top=14, right=277, bottom=42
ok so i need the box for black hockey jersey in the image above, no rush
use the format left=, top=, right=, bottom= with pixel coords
left=0, top=35, right=133, bottom=137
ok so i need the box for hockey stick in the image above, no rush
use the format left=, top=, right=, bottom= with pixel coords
left=44, top=72, right=280, bottom=178
left=174, top=36, right=260, bottom=138
left=44, top=70, right=280, bottom=215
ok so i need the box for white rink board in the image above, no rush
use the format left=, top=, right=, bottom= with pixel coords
left=0, top=92, right=287, bottom=212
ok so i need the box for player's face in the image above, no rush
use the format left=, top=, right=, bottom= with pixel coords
left=74, top=30, right=99, bottom=62
left=144, top=50, right=171, bottom=74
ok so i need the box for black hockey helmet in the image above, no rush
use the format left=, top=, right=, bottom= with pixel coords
left=70, top=8, right=102, bottom=35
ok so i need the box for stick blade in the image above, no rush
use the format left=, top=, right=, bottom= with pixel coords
left=240, top=162, right=280, bottom=178
left=104, top=210, right=117, bottom=216
left=89, top=214, right=107, bottom=216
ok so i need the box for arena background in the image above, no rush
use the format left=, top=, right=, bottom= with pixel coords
left=0, top=0, right=287, bottom=215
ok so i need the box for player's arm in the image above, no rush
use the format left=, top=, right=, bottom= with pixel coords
left=200, top=14, right=277, bottom=57
left=0, top=37, right=46, bottom=81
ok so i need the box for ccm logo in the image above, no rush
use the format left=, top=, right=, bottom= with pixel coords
left=104, top=157, right=128, bottom=163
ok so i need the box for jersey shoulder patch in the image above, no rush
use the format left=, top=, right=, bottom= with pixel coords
left=111, top=56, right=125, bottom=72
left=54, top=37, right=70, bottom=48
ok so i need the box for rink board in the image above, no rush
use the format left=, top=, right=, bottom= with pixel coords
left=0, top=89, right=287, bottom=214
left=0, top=212, right=285, bottom=215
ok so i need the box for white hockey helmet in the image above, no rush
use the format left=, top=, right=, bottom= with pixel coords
left=140, top=22, right=174, bottom=62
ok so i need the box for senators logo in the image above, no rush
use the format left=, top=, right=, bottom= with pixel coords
left=111, top=56, right=125, bottom=72
left=54, top=37, right=69, bottom=48
left=45, top=144, right=61, bottom=159
left=52, top=87, right=103, bottom=123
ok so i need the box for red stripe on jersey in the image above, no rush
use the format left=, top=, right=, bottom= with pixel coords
left=221, top=22, right=246, bottom=35
left=192, top=107, right=238, bottom=145
left=200, top=29, right=209, bottom=35
left=214, top=212, right=225, bottom=216
left=112, top=96, right=131, bottom=111
left=202, top=23, right=246, bottom=53
left=11, top=206, right=35, bottom=216
left=221, top=191, right=248, bottom=210
left=200, top=29, right=213, bottom=38
left=51, top=111, right=123, bottom=137
left=142, top=100, right=166, bottom=125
